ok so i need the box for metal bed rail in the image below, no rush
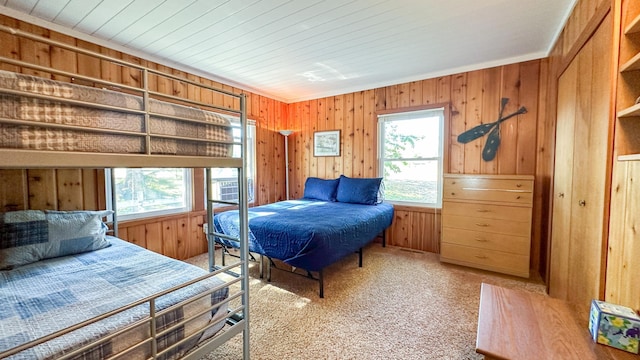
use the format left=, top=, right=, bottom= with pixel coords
left=0, top=24, right=244, bottom=161
left=0, top=262, right=244, bottom=359
left=0, top=25, right=242, bottom=106
left=202, top=96, right=250, bottom=360
left=0, top=57, right=240, bottom=154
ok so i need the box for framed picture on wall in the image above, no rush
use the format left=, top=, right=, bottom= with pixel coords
left=314, top=130, right=341, bottom=157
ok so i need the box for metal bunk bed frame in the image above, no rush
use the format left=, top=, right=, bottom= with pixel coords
left=0, top=24, right=251, bottom=360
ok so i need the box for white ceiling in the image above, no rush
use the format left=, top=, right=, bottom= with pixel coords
left=0, top=0, right=576, bottom=103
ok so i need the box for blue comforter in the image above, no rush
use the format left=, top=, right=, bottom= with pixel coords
left=213, top=199, right=394, bottom=271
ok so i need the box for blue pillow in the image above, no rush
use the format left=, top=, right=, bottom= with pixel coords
left=336, top=175, right=383, bottom=205
left=0, top=210, right=112, bottom=269
left=303, top=177, right=340, bottom=201
left=377, top=179, right=385, bottom=204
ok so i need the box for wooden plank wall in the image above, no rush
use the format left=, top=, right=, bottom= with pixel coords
left=0, top=15, right=288, bottom=260
left=0, top=169, right=98, bottom=212
left=286, top=61, right=545, bottom=270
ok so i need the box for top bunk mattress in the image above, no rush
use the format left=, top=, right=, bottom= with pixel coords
left=0, top=236, right=229, bottom=360
left=0, top=70, right=234, bottom=157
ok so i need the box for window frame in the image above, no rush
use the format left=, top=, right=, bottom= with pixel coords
left=208, top=119, right=257, bottom=206
left=106, top=168, right=193, bottom=221
left=377, top=106, right=445, bottom=208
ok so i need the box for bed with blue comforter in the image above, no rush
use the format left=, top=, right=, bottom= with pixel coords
left=212, top=175, right=394, bottom=297
left=214, top=199, right=394, bottom=271
left=0, top=236, right=229, bottom=360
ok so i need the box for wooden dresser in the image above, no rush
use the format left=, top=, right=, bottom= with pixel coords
left=440, top=174, right=533, bottom=277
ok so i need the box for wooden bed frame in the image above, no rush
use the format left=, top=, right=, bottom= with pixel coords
left=0, top=24, right=251, bottom=360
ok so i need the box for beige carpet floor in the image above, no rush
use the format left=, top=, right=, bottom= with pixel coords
left=185, top=243, right=546, bottom=360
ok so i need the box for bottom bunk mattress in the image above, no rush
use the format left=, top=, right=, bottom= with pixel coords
left=0, top=237, right=229, bottom=360
left=213, top=199, right=394, bottom=271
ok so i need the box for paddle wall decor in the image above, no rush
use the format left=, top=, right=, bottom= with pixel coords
left=457, top=98, right=527, bottom=161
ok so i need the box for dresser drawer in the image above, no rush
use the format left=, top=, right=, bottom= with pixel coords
left=442, top=201, right=530, bottom=222
left=440, top=243, right=529, bottom=277
left=442, top=214, right=530, bottom=237
left=443, top=176, right=533, bottom=205
left=441, top=227, right=530, bottom=255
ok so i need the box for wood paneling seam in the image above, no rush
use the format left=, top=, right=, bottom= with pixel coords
left=557, top=2, right=612, bottom=78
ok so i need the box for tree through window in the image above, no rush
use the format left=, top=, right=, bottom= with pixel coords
left=110, top=168, right=191, bottom=219
left=378, top=108, right=444, bottom=206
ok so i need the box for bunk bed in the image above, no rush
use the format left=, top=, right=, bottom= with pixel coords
left=0, top=24, right=250, bottom=360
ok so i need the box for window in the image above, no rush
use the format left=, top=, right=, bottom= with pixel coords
left=378, top=108, right=444, bottom=207
left=107, top=168, right=192, bottom=220
left=209, top=120, right=256, bottom=204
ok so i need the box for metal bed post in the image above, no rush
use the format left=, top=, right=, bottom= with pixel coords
left=206, top=168, right=216, bottom=273
left=142, top=68, right=151, bottom=155
left=110, top=169, right=119, bottom=238
left=238, top=94, right=251, bottom=359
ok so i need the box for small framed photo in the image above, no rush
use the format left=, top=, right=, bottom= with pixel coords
left=314, top=130, right=341, bottom=157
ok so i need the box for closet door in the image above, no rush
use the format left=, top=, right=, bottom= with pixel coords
left=549, top=13, right=612, bottom=308
left=549, top=58, right=577, bottom=300
left=570, top=14, right=612, bottom=307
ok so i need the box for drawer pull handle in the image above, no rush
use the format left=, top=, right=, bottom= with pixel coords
left=559, top=192, right=564, bottom=198
left=516, top=196, right=521, bottom=199
left=475, top=238, right=488, bottom=242
left=451, top=192, right=456, bottom=196
left=475, top=223, right=489, bottom=227
left=516, top=183, right=522, bottom=188
left=475, top=255, right=488, bottom=259
left=476, top=209, right=490, bottom=213
left=578, top=200, right=586, bottom=207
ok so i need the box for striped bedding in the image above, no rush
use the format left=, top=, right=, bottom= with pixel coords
left=0, top=70, right=233, bottom=157
left=0, top=237, right=229, bottom=360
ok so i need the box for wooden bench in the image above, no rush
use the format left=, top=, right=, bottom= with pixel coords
left=475, top=283, right=638, bottom=360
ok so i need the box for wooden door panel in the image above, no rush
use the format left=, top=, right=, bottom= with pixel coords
left=568, top=14, right=611, bottom=309
left=549, top=14, right=612, bottom=307
left=549, top=55, right=578, bottom=299
left=568, top=29, right=596, bottom=307
left=583, top=12, right=612, bottom=302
